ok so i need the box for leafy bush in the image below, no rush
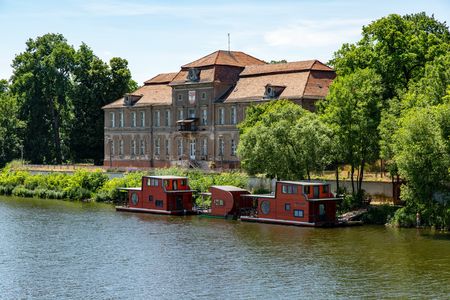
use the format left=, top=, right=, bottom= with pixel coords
left=361, top=205, right=400, bottom=224
left=12, top=185, right=34, bottom=198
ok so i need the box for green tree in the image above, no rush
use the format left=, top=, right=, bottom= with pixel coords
left=11, top=33, right=75, bottom=164
left=321, top=68, right=383, bottom=199
left=0, top=84, right=25, bottom=166
left=290, top=112, right=332, bottom=180
left=238, top=100, right=306, bottom=180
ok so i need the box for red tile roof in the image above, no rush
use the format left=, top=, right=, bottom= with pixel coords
left=144, top=72, right=178, bottom=85
left=240, top=60, right=333, bottom=77
left=181, top=50, right=266, bottom=68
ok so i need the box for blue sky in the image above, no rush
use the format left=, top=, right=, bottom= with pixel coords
left=1, top=0, right=449, bottom=84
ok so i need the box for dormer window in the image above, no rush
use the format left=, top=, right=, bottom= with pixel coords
left=264, top=84, right=285, bottom=99
left=124, top=94, right=142, bottom=106
left=187, top=68, right=200, bottom=82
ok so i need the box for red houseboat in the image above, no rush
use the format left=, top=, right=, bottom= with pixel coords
left=208, top=185, right=252, bottom=218
left=240, top=181, right=341, bottom=227
left=116, top=175, right=195, bottom=215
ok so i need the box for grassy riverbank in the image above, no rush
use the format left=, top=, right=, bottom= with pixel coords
left=0, top=163, right=248, bottom=206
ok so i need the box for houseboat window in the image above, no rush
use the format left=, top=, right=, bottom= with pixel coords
left=285, top=203, right=291, bottom=211
left=303, top=186, right=310, bottom=194
left=294, top=209, right=304, bottom=218
left=131, top=193, right=139, bottom=206
left=282, top=184, right=297, bottom=194
left=155, top=200, right=163, bottom=207
left=260, top=200, right=270, bottom=214
left=173, top=180, right=178, bottom=190
left=323, top=185, right=329, bottom=193
left=164, top=180, right=169, bottom=188
left=147, top=178, right=159, bottom=186
left=149, top=195, right=153, bottom=202
left=181, top=179, right=186, bottom=186
left=214, top=199, right=224, bottom=206
left=319, top=204, right=325, bottom=216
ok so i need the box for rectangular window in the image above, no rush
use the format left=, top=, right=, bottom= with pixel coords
left=285, top=203, right=291, bottom=211
left=110, top=112, right=115, bottom=128
left=231, top=139, right=236, bottom=156
left=119, top=111, right=124, bottom=128
left=201, top=108, right=208, bottom=125
left=202, top=139, right=208, bottom=156
left=323, top=185, right=329, bottom=193
left=303, top=186, right=310, bottom=194
left=218, top=138, right=224, bottom=156
left=131, top=112, right=136, bottom=127
left=111, top=140, right=115, bottom=155
left=119, top=140, right=123, bottom=155
left=155, top=200, right=163, bottom=207
left=165, top=139, right=170, bottom=156
left=231, top=106, right=237, bottom=125
left=188, top=108, right=196, bottom=118
left=214, top=199, right=224, bottom=206
left=188, top=90, right=196, bottom=103
left=140, top=111, right=145, bottom=127
left=149, top=195, right=153, bottom=202
left=131, top=139, right=136, bottom=155
left=177, top=139, right=183, bottom=156
left=294, top=209, right=304, bottom=218
left=173, top=180, right=178, bottom=190
left=181, top=179, right=186, bottom=186
left=218, top=108, right=225, bottom=125
left=178, top=109, right=184, bottom=121
left=155, top=138, right=160, bottom=155
left=282, top=185, right=298, bottom=194
left=140, top=139, right=145, bottom=155
left=147, top=178, right=159, bottom=186
left=154, top=110, right=160, bottom=127
left=165, top=109, right=171, bottom=127
left=177, top=93, right=183, bottom=101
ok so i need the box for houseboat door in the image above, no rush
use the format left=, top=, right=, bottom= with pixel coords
left=175, top=195, right=183, bottom=210
left=189, top=139, right=196, bottom=160
left=319, top=203, right=326, bottom=221
left=313, top=186, right=320, bottom=198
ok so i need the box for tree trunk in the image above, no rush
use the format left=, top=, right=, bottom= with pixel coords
left=306, top=167, right=311, bottom=181
left=49, top=98, right=62, bottom=164
left=335, top=165, right=340, bottom=194
left=358, top=159, right=365, bottom=197
left=351, top=165, right=355, bottom=195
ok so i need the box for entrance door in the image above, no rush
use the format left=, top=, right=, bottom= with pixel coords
left=319, top=204, right=326, bottom=221
left=176, top=196, right=183, bottom=210
left=190, top=139, right=196, bottom=160
left=313, top=186, right=320, bottom=198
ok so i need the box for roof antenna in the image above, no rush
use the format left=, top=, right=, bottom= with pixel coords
left=228, top=33, right=230, bottom=52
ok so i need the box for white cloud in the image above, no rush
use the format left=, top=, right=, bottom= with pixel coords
left=264, top=19, right=367, bottom=48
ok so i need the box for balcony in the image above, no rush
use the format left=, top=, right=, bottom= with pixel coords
left=176, top=118, right=198, bottom=132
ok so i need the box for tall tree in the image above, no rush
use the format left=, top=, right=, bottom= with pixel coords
left=11, top=33, right=75, bottom=164
left=0, top=81, right=25, bottom=166
left=321, top=68, right=383, bottom=199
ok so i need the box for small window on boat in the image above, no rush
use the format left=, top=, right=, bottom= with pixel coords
left=173, top=180, right=178, bottom=190
left=282, top=184, right=297, bottom=194
left=131, top=192, right=139, bottom=206
left=164, top=180, right=169, bottom=187
left=303, top=186, right=310, bottom=194
left=285, top=203, right=291, bottom=211
left=147, top=178, right=159, bottom=187
left=181, top=179, right=186, bottom=186
left=294, top=209, right=304, bottom=218
left=149, top=195, right=153, bottom=202
left=155, top=200, right=163, bottom=207
left=282, top=185, right=287, bottom=193
left=323, top=185, right=329, bottom=193
left=214, top=199, right=224, bottom=206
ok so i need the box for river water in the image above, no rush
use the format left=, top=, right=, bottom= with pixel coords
left=0, top=196, right=449, bottom=299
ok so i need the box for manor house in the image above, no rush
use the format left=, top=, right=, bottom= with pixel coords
left=102, top=50, right=335, bottom=169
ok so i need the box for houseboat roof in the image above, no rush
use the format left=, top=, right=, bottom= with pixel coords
left=144, top=175, right=188, bottom=179
left=308, top=197, right=342, bottom=202
left=241, top=194, right=275, bottom=199
left=118, top=187, right=142, bottom=191
left=279, top=180, right=328, bottom=186
left=211, top=185, right=248, bottom=192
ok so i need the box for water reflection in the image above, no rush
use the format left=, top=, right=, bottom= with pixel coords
left=0, top=196, right=449, bottom=299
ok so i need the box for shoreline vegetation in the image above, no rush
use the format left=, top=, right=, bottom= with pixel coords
left=0, top=162, right=447, bottom=231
